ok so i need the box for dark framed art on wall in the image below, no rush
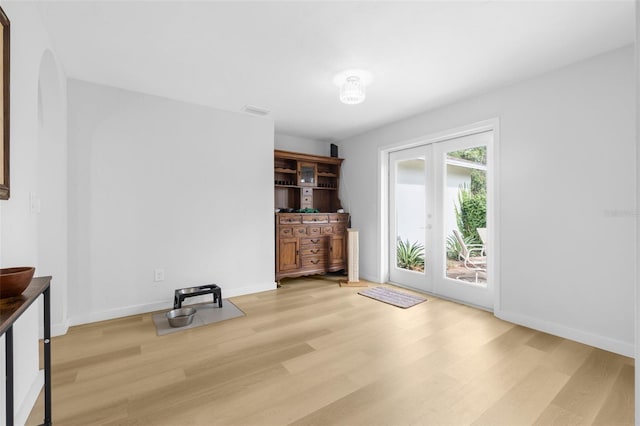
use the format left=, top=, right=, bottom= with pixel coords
left=0, top=6, right=9, bottom=200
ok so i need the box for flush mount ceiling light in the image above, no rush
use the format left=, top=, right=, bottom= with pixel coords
left=333, top=70, right=373, bottom=105
left=340, top=76, right=365, bottom=105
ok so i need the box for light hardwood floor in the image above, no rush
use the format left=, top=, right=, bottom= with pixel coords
left=27, top=276, right=634, bottom=425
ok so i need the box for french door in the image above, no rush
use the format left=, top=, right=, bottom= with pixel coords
left=389, top=131, right=493, bottom=309
left=389, top=145, right=434, bottom=291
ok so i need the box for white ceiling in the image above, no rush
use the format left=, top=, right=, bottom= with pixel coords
left=35, top=1, right=634, bottom=141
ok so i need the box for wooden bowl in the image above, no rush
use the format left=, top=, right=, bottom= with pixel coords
left=0, top=267, right=36, bottom=298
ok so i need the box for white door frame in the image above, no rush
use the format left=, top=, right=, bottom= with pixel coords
left=378, top=118, right=501, bottom=311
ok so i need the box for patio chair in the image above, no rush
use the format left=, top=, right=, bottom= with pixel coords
left=476, top=227, right=487, bottom=255
left=453, top=229, right=487, bottom=283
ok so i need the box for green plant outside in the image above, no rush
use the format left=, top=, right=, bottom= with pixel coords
left=397, top=239, right=425, bottom=271
left=446, top=232, right=478, bottom=260
left=449, top=146, right=487, bottom=246
left=448, top=146, right=487, bottom=194
left=454, top=184, right=486, bottom=244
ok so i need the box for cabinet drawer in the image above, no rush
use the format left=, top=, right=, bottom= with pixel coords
left=301, top=196, right=313, bottom=208
left=302, top=215, right=329, bottom=224
left=279, top=215, right=302, bottom=224
left=334, top=225, right=346, bottom=234
left=301, top=247, right=326, bottom=256
left=300, top=237, right=325, bottom=246
left=302, top=257, right=326, bottom=268
left=308, top=226, right=321, bottom=236
left=279, top=227, right=294, bottom=238
left=293, top=226, right=307, bottom=237
left=329, top=214, right=349, bottom=223
left=321, top=225, right=333, bottom=234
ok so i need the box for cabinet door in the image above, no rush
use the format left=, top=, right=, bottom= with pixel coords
left=297, top=162, right=317, bottom=187
left=279, top=238, right=300, bottom=271
left=329, top=233, right=346, bottom=267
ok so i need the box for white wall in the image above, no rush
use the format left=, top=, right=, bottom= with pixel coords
left=339, top=46, right=635, bottom=356
left=275, top=133, right=331, bottom=157
left=67, top=80, right=275, bottom=325
left=37, top=49, right=68, bottom=337
left=0, top=2, right=67, bottom=424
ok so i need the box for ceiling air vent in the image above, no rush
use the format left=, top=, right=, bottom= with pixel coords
left=241, top=104, right=270, bottom=116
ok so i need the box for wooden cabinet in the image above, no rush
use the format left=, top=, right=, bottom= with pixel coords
left=329, top=233, right=346, bottom=268
left=276, top=213, right=349, bottom=282
left=274, top=150, right=349, bottom=282
left=274, top=150, right=343, bottom=213
left=278, top=238, right=300, bottom=272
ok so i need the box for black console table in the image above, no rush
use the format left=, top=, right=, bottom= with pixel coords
left=0, top=276, right=52, bottom=426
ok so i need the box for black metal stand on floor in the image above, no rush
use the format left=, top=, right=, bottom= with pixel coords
left=173, top=284, right=222, bottom=309
left=1, top=276, right=52, bottom=426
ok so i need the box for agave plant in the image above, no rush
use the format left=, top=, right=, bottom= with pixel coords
left=397, top=239, right=425, bottom=271
left=446, top=232, right=479, bottom=260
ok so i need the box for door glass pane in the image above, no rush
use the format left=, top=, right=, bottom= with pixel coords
left=395, top=158, right=425, bottom=273
left=444, top=146, right=487, bottom=284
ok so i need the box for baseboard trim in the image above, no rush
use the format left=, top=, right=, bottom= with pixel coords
left=224, top=282, right=277, bottom=298
left=359, top=273, right=380, bottom=284
left=70, top=300, right=170, bottom=326
left=15, top=370, right=43, bottom=426
left=69, top=282, right=277, bottom=326
left=40, top=319, right=70, bottom=337
left=51, top=320, right=70, bottom=337
left=495, top=308, right=634, bottom=358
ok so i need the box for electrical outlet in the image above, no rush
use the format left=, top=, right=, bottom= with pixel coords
left=154, top=269, right=165, bottom=282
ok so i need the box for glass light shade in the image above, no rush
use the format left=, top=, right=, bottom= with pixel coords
left=340, top=76, right=365, bottom=105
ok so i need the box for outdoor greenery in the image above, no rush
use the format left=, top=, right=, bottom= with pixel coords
left=397, top=239, right=425, bottom=272
left=448, top=146, right=487, bottom=194
left=446, top=232, right=477, bottom=260
left=449, top=146, right=487, bottom=257
left=455, top=185, right=486, bottom=243
left=448, top=146, right=486, bottom=163
left=444, top=147, right=488, bottom=283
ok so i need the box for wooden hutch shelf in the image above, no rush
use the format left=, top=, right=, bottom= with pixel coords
left=274, top=150, right=349, bottom=283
